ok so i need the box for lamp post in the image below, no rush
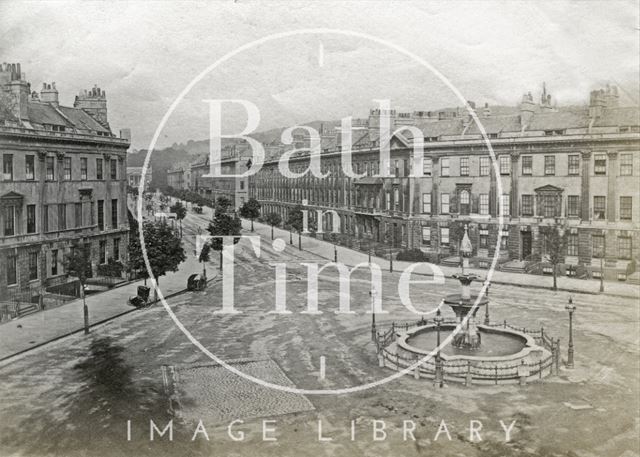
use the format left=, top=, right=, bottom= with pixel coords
left=565, top=297, right=576, bottom=368
left=368, top=249, right=372, bottom=265
left=599, top=256, right=604, bottom=293
left=389, top=245, right=393, bottom=273
left=370, top=288, right=377, bottom=340
left=434, top=308, right=444, bottom=388
left=484, top=281, right=491, bottom=325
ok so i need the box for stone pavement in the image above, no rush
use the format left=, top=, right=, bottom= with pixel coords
left=241, top=219, right=640, bottom=299
left=0, top=247, right=213, bottom=361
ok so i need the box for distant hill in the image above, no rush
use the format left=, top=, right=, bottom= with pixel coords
left=126, top=120, right=334, bottom=189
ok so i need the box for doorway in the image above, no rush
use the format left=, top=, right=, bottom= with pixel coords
left=521, top=231, right=532, bottom=260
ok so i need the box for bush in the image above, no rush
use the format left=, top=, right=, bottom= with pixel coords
left=396, top=249, right=428, bottom=262
left=97, top=258, right=124, bottom=278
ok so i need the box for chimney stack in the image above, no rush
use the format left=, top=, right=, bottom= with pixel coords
left=540, top=82, right=554, bottom=112
left=40, top=82, right=59, bottom=107
left=74, top=84, right=109, bottom=129
left=1, top=63, right=30, bottom=120
left=519, top=92, right=536, bottom=128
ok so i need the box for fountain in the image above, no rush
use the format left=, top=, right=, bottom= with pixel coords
left=373, top=225, right=557, bottom=385
left=445, top=225, right=487, bottom=350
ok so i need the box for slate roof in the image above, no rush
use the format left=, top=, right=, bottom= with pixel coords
left=59, top=106, right=109, bottom=132
left=19, top=100, right=111, bottom=135
left=595, top=107, right=640, bottom=127
left=527, top=110, right=588, bottom=131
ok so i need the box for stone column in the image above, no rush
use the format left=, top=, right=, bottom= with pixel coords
left=37, top=150, right=47, bottom=235
left=118, top=155, right=126, bottom=229
left=103, top=153, right=112, bottom=230
left=580, top=150, right=591, bottom=221
left=431, top=155, right=440, bottom=216
left=606, top=151, right=617, bottom=222
left=489, top=156, right=497, bottom=217
left=510, top=151, right=520, bottom=217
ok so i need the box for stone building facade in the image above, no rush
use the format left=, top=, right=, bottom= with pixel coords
left=126, top=166, right=152, bottom=190
left=249, top=85, right=640, bottom=281
left=167, top=145, right=251, bottom=209
left=0, top=62, right=130, bottom=303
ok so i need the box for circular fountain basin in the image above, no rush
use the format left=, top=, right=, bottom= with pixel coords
left=407, top=327, right=526, bottom=357
left=397, top=324, right=544, bottom=364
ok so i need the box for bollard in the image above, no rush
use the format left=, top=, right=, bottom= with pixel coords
left=539, top=360, right=543, bottom=379
left=414, top=364, right=420, bottom=379
left=518, top=361, right=528, bottom=386
left=378, top=353, right=385, bottom=368
left=465, top=361, right=473, bottom=387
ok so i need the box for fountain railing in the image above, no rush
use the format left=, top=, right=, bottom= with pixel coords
left=372, top=317, right=560, bottom=385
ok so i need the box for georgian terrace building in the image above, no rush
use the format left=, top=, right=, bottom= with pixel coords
left=0, top=62, right=130, bottom=303
left=249, top=85, right=640, bottom=281
left=168, top=144, right=252, bottom=210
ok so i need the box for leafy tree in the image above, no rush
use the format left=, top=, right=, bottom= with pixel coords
left=64, top=242, right=93, bottom=334
left=198, top=242, right=211, bottom=279
left=170, top=201, right=187, bottom=238
left=239, top=197, right=261, bottom=231
left=215, top=196, right=233, bottom=214
left=286, top=205, right=313, bottom=250
left=128, top=220, right=186, bottom=301
left=540, top=224, right=568, bottom=291
left=207, top=212, right=242, bottom=267
left=264, top=212, right=282, bottom=240
left=145, top=201, right=154, bottom=216
left=287, top=205, right=304, bottom=233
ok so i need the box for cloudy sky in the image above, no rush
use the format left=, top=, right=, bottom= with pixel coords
left=1, top=0, right=638, bottom=149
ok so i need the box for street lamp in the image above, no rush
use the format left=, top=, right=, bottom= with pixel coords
left=370, top=287, right=377, bottom=339
left=484, top=281, right=491, bottom=325
left=565, top=297, right=576, bottom=368
left=599, top=256, right=604, bottom=293
left=434, top=308, right=444, bottom=388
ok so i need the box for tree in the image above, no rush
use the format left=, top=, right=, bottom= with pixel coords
left=198, top=242, right=211, bottom=279
left=540, top=224, right=568, bottom=291
left=264, top=212, right=282, bottom=240
left=64, top=242, right=93, bottom=334
left=170, top=201, right=187, bottom=238
left=128, top=220, right=186, bottom=301
left=215, top=196, right=233, bottom=214
left=287, top=205, right=313, bottom=250
left=239, top=197, right=261, bottom=232
left=207, top=211, right=242, bottom=267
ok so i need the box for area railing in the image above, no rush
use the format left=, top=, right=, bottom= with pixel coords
left=372, top=316, right=560, bottom=385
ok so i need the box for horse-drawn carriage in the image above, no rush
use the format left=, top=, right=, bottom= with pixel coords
left=128, top=285, right=151, bottom=308
left=187, top=274, right=207, bottom=291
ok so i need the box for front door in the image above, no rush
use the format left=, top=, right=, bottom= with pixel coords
left=521, top=231, right=532, bottom=260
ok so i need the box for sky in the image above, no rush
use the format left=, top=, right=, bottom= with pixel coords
left=1, top=0, right=638, bottom=149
